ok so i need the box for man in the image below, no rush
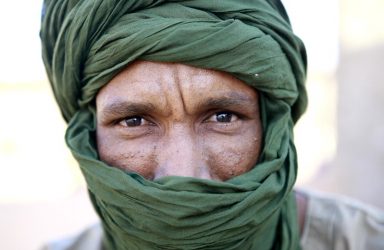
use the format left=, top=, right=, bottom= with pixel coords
left=40, top=0, right=384, bottom=249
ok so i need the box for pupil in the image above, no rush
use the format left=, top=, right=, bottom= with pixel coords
left=125, top=117, right=142, bottom=127
left=216, top=113, right=232, bottom=123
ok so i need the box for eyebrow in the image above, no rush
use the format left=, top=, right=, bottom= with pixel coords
left=196, top=93, right=256, bottom=111
left=98, top=101, right=156, bottom=123
left=98, top=92, right=256, bottom=123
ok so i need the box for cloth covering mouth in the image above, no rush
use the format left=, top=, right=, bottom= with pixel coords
left=40, top=0, right=307, bottom=249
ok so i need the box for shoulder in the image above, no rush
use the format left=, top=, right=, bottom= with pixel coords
left=40, top=223, right=103, bottom=250
left=298, top=189, right=384, bottom=250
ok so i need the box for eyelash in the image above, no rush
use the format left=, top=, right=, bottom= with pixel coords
left=115, top=110, right=245, bottom=129
left=204, top=111, right=240, bottom=123
left=118, top=116, right=154, bottom=128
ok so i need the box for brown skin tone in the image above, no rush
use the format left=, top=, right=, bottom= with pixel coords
left=96, top=60, right=307, bottom=231
left=96, top=61, right=262, bottom=180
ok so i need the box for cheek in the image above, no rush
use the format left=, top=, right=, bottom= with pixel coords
left=206, top=144, right=260, bottom=180
left=96, top=131, right=158, bottom=180
left=205, top=130, right=262, bottom=181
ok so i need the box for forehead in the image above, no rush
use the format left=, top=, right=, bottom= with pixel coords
left=96, top=61, right=258, bottom=108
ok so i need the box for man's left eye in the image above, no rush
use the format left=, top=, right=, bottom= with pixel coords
left=208, top=112, right=239, bottom=123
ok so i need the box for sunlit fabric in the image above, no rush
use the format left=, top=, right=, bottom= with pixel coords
left=40, top=0, right=307, bottom=249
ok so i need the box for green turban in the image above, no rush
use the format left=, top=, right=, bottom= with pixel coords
left=41, top=1, right=307, bottom=249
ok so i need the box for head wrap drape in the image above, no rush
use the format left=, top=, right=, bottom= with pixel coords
left=41, top=0, right=307, bottom=249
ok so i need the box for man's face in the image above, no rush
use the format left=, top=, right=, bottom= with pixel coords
left=96, top=61, right=262, bottom=181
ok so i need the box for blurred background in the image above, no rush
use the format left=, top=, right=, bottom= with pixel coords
left=0, top=0, right=383, bottom=249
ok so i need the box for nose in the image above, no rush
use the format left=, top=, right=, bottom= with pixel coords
left=154, top=125, right=211, bottom=180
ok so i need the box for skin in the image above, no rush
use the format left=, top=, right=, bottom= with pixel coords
left=96, top=61, right=262, bottom=181
left=95, top=60, right=307, bottom=232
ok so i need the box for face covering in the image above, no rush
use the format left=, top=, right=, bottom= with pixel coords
left=40, top=1, right=307, bottom=249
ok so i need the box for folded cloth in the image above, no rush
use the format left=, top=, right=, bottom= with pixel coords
left=40, top=1, right=307, bottom=249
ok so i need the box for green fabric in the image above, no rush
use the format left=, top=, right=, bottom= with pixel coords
left=41, top=1, right=307, bottom=249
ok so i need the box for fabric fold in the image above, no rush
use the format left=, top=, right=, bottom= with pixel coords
left=41, top=0, right=307, bottom=249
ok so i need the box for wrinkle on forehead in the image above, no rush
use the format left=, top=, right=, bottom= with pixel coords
left=98, top=61, right=258, bottom=119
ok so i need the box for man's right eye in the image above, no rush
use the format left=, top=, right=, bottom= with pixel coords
left=119, top=116, right=145, bottom=127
